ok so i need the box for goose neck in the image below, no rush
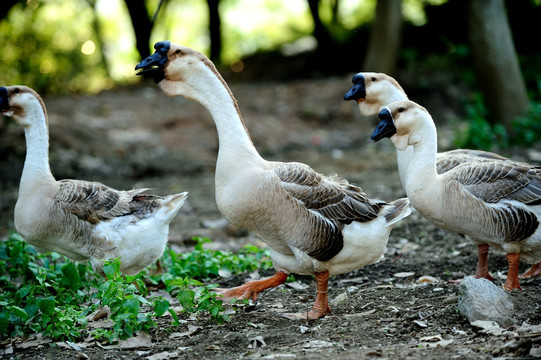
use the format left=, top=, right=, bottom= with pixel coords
left=403, top=127, right=439, bottom=195
left=194, top=73, right=262, bottom=162
left=19, top=112, right=55, bottom=192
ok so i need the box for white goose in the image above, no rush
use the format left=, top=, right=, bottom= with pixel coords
left=1, top=85, right=187, bottom=275
left=371, top=99, right=541, bottom=290
left=343, top=72, right=539, bottom=281
left=135, top=41, right=411, bottom=319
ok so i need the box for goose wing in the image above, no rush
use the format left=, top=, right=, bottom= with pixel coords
left=55, top=179, right=157, bottom=224
left=436, top=149, right=509, bottom=174
left=273, top=162, right=383, bottom=261
left=449, top=160, right=541, bottom=205
left=275, top=162, right=383, bottom=222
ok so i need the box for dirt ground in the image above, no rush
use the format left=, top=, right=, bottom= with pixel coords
left=1, top=73, right=540, bottom=359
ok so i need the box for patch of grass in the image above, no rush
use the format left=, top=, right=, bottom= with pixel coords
left=0, top=233, right=273, bottom=342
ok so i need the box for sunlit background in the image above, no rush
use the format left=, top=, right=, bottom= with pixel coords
left=0, top=0, right=458, bottom=95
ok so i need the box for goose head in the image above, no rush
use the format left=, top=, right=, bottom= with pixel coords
left=0, top=85, right=46, bottom=127
left=344, top=72, right=407, bottom=116
left=135, top=41, right=219, bottom=101
left=371, top=100, right=432, bottom=151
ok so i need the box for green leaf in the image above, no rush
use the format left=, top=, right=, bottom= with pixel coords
left=153, top=299, right=170, bottom=317
left=123, top=322, right=133, bottom=338
left=136, top=312, right=148, bottom=324
left=103, top=259, right=122, bottom=279
left=0, top=312, right=8, bottom=335
left=177, top=289, right=195, bottom=310
left=168, top=308, right=180, bottom=326
left=10, top=305, right=29, bottom=320
left=37, top=296, right=55, bottom=316
left=123, top=298, right=140, bottom=315
left=17, top=285, right=31, bottom=299
left=61, top=262, right=80, bottom=289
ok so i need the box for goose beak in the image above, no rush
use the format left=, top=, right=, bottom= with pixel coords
left=343, top=74, right=366, bottom=102
left=135, top=40, right=171, bottom=83
left=0, top=87, right=9, bottom=113
left=371, top=107, right=396, bottom=142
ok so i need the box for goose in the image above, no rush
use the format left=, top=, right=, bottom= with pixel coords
left=135, top=41, right=411, bottom=319
left=371, top=99, right=541, bottom=290
left=343, top=72, right=530, bottom=280
left=0, top=85, right=188, bottom=275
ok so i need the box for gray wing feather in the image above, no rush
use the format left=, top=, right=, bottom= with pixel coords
left=273, top=162, right=383, bottom=262
left=450, top=160, right=541, bottom=204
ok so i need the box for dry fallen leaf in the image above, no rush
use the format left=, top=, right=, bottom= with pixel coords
left=286, top=281, right=310, bottom=290
left=145, top=351, right=180, bottom=360
left=169, top=324, right=202, bottom=338
left=416, top=275, right=440, bottom=284
left=15, top=333, right=50, bottom=349
left=393, top=272, right=415, bottom=278
left=414, top=320, right=428, bottom=328
left=117, top=331, right=153, bottom=349
left=330, top=292, right=348, bottom=306
left=419, top=334, right=443, bottom=342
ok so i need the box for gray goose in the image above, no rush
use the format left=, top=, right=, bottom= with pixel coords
left=1, top=85, right=187, bottom=275
left=135, top=41, right=411, bottom=319
left=372, top=99, right=541, bottom=290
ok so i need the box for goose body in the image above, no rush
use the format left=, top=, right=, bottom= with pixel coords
left=371, top=99, right=541, bottom=290
left=1, top=85, right=187, bottom=275
left=135, top=41, right=411, bottom=319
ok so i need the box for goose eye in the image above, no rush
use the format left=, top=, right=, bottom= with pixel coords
left=14, top=88, right=20, bottom=94
left=175, top=49, right=182, bottom=55
left=371, top=77, right=376, bottom=82
left=397, top=107, right=404, bottom=113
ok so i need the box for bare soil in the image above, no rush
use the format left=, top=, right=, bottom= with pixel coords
left=1, top=74, right=540, bottom=359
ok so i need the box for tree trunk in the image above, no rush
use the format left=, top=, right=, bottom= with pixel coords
left=466, top=0, right=529, bottom=138
left=207, top=0, right=222, bottom=64
left=307, top=0, right=333, bottom=52
left=124, top=0, right=153, bottom=61
left=362, top=0, right=402, bottom=75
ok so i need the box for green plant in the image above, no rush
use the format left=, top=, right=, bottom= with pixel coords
left=160, top=237, right=273, bottom=280
left=454, top=88, right=541, bottom=150
left=512, top=101, right=541, bottom=146
left=453, top=93, right=509, bottom=150
left=1, top=233, right=273, bottom=342
left=0, top=233, right=94, bottom=340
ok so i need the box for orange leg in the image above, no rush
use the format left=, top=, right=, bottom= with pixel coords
left=213, top=271, right=288, bottom=302
left=503, top=253, right=522, bottom=291
left=279, top=271, right=331, bottom=320
left=520, top=262, right=541, bottom=278
left=474, top=243, right=494, bottom=281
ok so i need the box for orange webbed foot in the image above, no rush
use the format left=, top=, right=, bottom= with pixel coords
left=519, top=262, right=541, bottom=279
left=213, top=271, right=288, bottom=302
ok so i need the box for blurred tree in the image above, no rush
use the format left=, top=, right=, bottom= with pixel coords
left=207, top=0, right=222, bottom=64
left=85, top=0, right=110, bottom=78
left=307, top=0, right=334, bottom=52
left=362, top=0, right=402, bottom=75
left=124, top=0, right=153, bottom=60
left=466, top=0, right=529, bottom=138
left=0, top=0, right=20, bottom=21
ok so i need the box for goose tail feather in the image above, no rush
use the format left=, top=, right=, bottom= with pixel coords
left=383, top=198, right=411, bottom=227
